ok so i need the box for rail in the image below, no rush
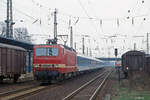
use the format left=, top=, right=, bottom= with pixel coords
left=89, top=71, right=112, bottom=100
left=62, top=70, right=112, bottom=100
left=0, top=84, right=56, bottom=100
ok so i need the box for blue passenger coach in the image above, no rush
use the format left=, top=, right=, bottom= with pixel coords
left=77, top=54, right=104, bottom=71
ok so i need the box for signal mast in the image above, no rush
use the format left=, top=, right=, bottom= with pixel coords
left=46, top=8, right=58, bottom=44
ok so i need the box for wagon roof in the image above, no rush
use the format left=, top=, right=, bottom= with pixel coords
left=122, top=50, right=145, bottom=57
left=0, top=43, right=26, bottom=51
left=145, top=54, right=150, bottom=57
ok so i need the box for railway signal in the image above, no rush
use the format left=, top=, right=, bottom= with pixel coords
left=115, top=48, right=118, bottom=57
left=114, top=48, right=120, bottom=84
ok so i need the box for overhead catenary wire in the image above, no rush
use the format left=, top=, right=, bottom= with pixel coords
left=76, top=0, right=99, bottom=34
left=1, top=0, right=150, bottom=48
left=77, top=0, right=91, bottom=18
left=20, top=0, right=150, bottom=24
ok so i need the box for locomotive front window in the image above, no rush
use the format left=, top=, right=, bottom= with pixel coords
left=35, top=48, right=58, bottom=56
left=48, top=48, right=58, bottom=56
left=36, top=48, right=47, bottom=56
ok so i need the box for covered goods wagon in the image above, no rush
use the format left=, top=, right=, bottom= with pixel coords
left=0, top=43, right=27, bottom=83
left=145, top=55, right=150, bottom=74
left=121, top=50, right=145, bottom=73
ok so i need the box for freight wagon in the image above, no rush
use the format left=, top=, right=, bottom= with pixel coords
left=145, top=55, right=150, bottom=74
left=0, top=43, right=27, bottom=83
left=121, top=50, right=145, bottom=73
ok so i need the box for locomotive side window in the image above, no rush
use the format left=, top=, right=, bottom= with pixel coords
left=48, top=48, right=52, bottom=56
left=48, top=48, right=58, bottom=56
left=36, top=48, right=46, bottom=56
left=62, top=48, right=64, bottom=56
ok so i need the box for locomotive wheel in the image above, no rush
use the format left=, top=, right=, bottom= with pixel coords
left=59, top=74, right=64, bottom=81
left=71, top=72, right=73, bottom=77
left=64, top=73, right=67, bottom=79
left=62, top=74, right=65, bottom=80
left=56, top=74, right=63, bottom=82
left=73, top=72, right=77, bottom=77
left=68, top=73, right=72, bottom=78
left=77, top=71, right=80, bottom=76
left=65, top=73, right=70, bottom=79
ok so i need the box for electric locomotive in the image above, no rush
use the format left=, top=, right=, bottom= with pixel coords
left=33, top=44, right=77, bottom=82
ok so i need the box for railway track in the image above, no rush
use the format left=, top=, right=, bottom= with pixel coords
left=0, top=69, right=110, bottom=100
left=0, top=80, right=39, bottom=94
left=0, top=84, right=55, bottom=100
left=0, top=80, right=34, bottom=87
left=62, top=69, right=112, bottom=100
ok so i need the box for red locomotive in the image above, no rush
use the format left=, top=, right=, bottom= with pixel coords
left=33, top=44, right=77, bottom=82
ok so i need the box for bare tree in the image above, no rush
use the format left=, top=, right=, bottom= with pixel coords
left=14, top=27, right=32, bottom=43
left=0, top=21, right=6, bottom=37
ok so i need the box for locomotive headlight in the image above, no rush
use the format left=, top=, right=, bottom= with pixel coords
left=126, top=67, right=128, bottom=70
left=56, top=64, right=58, bottom=67
left=35, top=64, right=38, bottom=68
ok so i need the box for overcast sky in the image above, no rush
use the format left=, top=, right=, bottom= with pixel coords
left=0, top=0, right=150, bottom=57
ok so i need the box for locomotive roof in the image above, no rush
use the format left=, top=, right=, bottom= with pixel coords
left=35, top=44, right=76, bottom=52
left=0, top=43, right=26, bottom=51
left=63, top=45, right=76, bottom=52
